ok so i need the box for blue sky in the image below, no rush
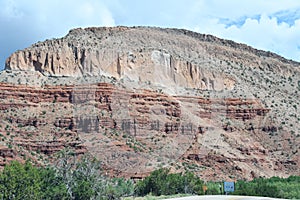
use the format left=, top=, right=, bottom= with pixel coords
left=1, top=0, right=300, bottom=70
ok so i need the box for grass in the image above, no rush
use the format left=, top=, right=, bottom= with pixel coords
left=122, top=194, right=191, bottom=200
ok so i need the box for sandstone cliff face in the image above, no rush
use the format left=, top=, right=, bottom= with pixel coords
left=4, top=27, right=243, bottom=92
left=7, top=27, right=299, bottom=75
left=1, top=26, right=300, bottom=180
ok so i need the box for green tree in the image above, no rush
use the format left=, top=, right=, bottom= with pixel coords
left=54, top=148, right=134, bottom=200
left=183, top=172, right=204, bottom=195
left=254, top=178, right=280, bottom=198
left=135, top=168, right=170, bottom=196
left=0, top=161, right=68, bottom=199
left=0, top=161, right=42, bottom=199
left=54, top=149, right=105, bottom=199
left=102, top=178, right=134, bottom=199
left=37, top=167, right=68, bottom=199
left=0, top=154, right=135, bottom=200
left=134, top=168, right=204, bottom=196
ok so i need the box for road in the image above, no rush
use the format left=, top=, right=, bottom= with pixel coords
left=165, top=195, right=287, bottom=200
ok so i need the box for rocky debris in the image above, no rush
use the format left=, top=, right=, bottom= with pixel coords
left=0, top=147, right=15, bottom=158
left=14, top=140, right=86, bottom=155
left=0, top=80, right=298, bottom=180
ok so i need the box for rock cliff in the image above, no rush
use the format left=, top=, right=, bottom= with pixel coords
left=0, top=26, right=299, bottom=180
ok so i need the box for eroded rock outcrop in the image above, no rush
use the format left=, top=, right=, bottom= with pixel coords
left=0, top=81, right=298, bottom=180
left=5, top=27, right=238, bottom=91
left=1, top=26, right=300, bottom=180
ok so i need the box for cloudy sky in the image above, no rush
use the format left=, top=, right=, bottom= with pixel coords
left=1, top=0, right=300, bottom=69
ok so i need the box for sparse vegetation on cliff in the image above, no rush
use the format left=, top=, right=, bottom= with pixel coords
left=0, top=26, right=299, bottom=182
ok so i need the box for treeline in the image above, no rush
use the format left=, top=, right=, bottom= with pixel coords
left=135, top=169, right=300, bottom=199
left=0, top=154, right=299, bottom=199
left=134, top=168, right=224, bottom=196
left=135, top=168, right=205, bottom=196
left=0, top=150, right=134, bottom=200
left=232, top=176, right=300, bottom=199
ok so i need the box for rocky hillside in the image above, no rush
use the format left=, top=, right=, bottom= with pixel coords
left=0, top=26, right=299, bottom=181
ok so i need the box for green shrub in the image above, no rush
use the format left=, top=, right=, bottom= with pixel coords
left=134, top=168, right=204, bottom=196
left=0, top=161, right=68, bottom=199
left=233, top=176, right=300, bottom=199
left=0, top=152, right=135, bottom=200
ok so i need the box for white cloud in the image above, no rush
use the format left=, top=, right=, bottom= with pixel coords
left=193, top=13, right=300, bottom=61
left=1, top=0, right=300, bottom=69
left=203, top=0, right=300, bottom=19
left=105, top=0, right=300, bottom=63
left=21, top=0, right=116, bottom=37
left=0, top=0, right=23, bottom=19
left=0, top=0, right=115, bottom=68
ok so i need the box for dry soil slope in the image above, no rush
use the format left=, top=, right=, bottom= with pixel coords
left=0, top=26, right=299, bottom=180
